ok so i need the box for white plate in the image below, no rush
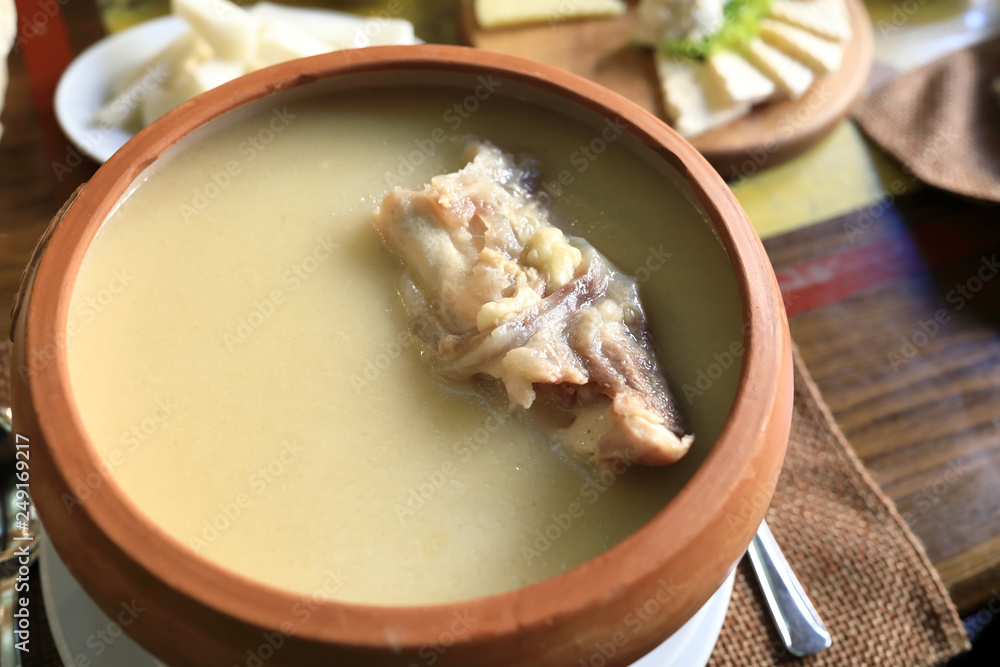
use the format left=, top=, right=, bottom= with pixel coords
left=634, top=569, right=734, bottom=667
left=55, top=15, right=186, bottom=164
left=39, top=533, right=165, bottom=667
left=55, top=6, right=420, bottom=164
left=40, top=530, right=733, bottom=667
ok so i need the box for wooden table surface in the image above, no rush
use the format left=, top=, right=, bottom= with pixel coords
left=1, top=0, right=999, bottom=617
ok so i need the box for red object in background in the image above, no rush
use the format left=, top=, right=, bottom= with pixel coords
left=776, top=217, right=995, bottom=317
left=12, top=0, right=75, bottom=112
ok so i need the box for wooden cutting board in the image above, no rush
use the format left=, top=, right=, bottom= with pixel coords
left=461, top=0, right=874, bottom=179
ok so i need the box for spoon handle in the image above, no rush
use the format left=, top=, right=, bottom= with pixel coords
left=747, top=520, right=832, bottom=657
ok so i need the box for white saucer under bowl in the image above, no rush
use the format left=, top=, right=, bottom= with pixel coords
left=40, top=535, right=733, bottom=667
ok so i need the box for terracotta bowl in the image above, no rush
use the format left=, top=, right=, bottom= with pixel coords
left=11, top=45, right=792, bottom=667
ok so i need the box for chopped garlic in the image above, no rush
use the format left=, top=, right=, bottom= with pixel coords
left=477, top=284, right=542, bottom=332
left=525, top=227, right=584, bottom=290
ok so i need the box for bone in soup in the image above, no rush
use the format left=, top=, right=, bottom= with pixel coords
left=66, top=86, right=743, bottom=605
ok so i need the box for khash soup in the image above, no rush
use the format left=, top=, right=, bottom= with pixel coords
left=65, top=78, right=744, bottom=606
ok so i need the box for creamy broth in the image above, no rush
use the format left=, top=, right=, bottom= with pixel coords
left=66, top=86, right=743, bottom=605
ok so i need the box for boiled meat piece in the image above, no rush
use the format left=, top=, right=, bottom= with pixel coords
left=373, top=141, right=693, bottom=466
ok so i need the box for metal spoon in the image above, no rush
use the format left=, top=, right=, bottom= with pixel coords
left=748, top=519, right=832, bottom=656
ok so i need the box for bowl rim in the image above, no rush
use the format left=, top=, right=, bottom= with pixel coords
left=19, top=44, right=789, bottom=657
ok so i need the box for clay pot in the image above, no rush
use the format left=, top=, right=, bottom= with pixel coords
left=10, top=45, right=792, bottom=667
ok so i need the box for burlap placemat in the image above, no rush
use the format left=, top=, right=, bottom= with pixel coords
left=709, top=347, right=969, bottom=666
left=854, top=36, right=1000, bottom=204
left=0, top=340, right=969, bottom=666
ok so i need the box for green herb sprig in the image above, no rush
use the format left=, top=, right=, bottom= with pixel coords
left=660, top=0, right=772, bottom=61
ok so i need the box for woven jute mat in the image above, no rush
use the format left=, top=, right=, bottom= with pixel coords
left=0, top=341, right=969, bottom=666
left=708, top=348, right=969, bottom=666
left=854, top=36, right=1000, bottom=204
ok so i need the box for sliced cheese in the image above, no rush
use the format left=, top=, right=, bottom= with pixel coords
left=655, top=53, right=749, bottom=139
left=769, top=0, right=851, bottom=43
left=744, top=37, right=814, bottom=99
left=475, top=0, right=626, bottom=29
left=254, top=19, right=332, bottom=69
left=171, top=0, right=258, bottom=62
left=249, top=2, right=415, bottom=49
left=96, top=33, right=199, bottom=129
left=112, top=0, right=419, bottom=132
left=759, top=18, right=843, bottom=74
left=706, top=51, right=776, bottom=106
left=109, top=32, right=196, bottom=98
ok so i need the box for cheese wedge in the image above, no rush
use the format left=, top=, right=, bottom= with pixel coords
left=656, top=53, right=749, bottom=138
left=475, top=0, right=626, bottom=29
left=706, top=51, right=776, bottom=106
left=759, top=18, right=843, bottom=74
left=769, top=0, right=851, bottom=43
left=744, top=37, right=814, bottom=99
